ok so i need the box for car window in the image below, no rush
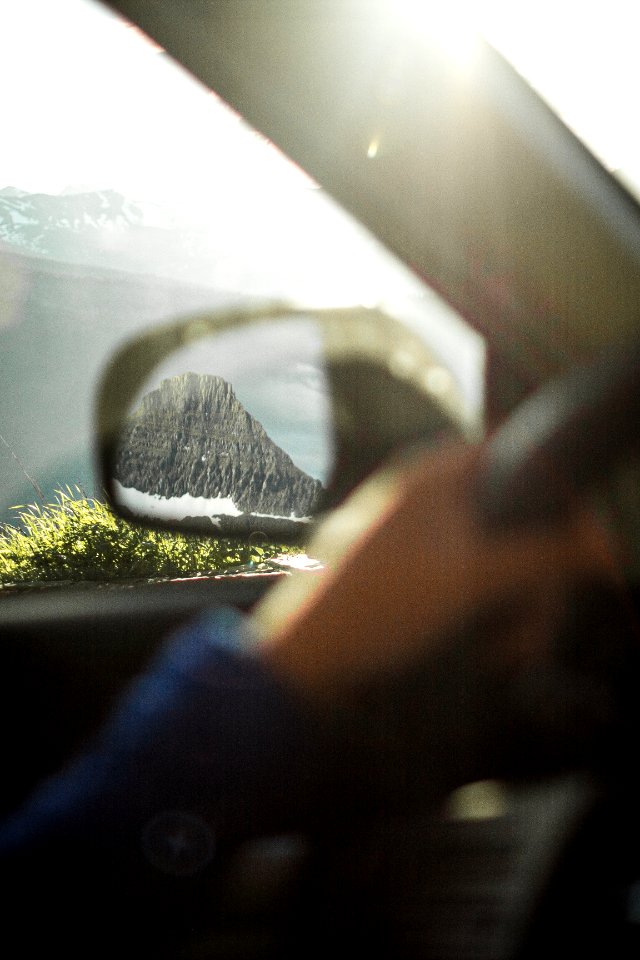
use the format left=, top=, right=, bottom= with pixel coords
left=0, top=0, right=483, bottom=586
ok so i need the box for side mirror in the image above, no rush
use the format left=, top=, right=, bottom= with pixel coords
left=96, top=304, right=475, bottom=542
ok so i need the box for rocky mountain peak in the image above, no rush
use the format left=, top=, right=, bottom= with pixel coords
left=115, top=373, right=323, bottom=521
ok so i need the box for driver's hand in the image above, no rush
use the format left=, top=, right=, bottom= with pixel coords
left=255, top=442, right=620, bottom=702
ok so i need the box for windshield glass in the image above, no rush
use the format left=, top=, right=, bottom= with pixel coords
left=0, top=0, right=483, bottom=586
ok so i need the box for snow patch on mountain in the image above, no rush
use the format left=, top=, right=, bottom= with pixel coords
left=113, top=481, right=313, bottom=527
left=114, top=481, right=242, bottom=521
left=0, top=188, right=144, bottom=253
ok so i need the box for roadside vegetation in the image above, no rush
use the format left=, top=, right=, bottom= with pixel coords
left=0, top=489, right=289, bottom=586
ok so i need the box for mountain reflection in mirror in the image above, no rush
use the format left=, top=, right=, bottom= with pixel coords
left=112, top=317, right=332, bottom=537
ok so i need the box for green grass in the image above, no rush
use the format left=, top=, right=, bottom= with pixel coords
left=0, top=488, right=290, bottom=585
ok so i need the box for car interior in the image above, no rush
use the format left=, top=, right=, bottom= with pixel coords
left=2, top=1, right=640, bottom=957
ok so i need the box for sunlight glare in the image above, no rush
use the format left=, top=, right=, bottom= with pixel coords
left=367, top=137, right=380, bottom=160
left=394, top=0, right=481, bottom=70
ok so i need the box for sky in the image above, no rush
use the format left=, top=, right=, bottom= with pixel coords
left=3, top=0, right=640, bottom=201
left=2, top=0, right=296, bottom=206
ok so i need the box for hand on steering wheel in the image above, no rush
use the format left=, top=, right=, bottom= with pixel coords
left=257, top=441, right=618, bottom=700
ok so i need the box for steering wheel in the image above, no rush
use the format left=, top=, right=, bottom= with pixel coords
left=478, top=338, right=640, bottom=529
left=1, top=341, right=639, bottom=960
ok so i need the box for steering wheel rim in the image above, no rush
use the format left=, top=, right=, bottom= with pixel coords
left=477, top=338, right=640, bottom=529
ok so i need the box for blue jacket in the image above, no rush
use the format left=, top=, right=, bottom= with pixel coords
left=0, top=608, right=328, bottom=955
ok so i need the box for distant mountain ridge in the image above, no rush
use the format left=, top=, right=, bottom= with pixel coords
left=0, top=186, right=217, bottom=285
left=115, top=372, right=323, bottom=520
left=0, top=188, right=144, bottom=255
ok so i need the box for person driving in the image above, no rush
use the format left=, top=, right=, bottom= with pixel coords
left=0, top=438, right=621, bottom=955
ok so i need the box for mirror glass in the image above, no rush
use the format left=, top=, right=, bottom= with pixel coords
left=111, top=318, right=332, bottom=538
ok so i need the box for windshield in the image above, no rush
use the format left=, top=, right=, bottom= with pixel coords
left=0, top=0, right=483, bottom=586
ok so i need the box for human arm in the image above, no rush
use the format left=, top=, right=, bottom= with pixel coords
left=0, top=607, right=328, bottom=956
left=257, top=441, right=617, bottom=697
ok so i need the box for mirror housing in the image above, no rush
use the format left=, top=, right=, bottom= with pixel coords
left=96, top=303, right=475, bottom=542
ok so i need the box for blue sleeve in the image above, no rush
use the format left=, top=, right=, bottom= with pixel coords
left=0, top=607, right=329, bottom=951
